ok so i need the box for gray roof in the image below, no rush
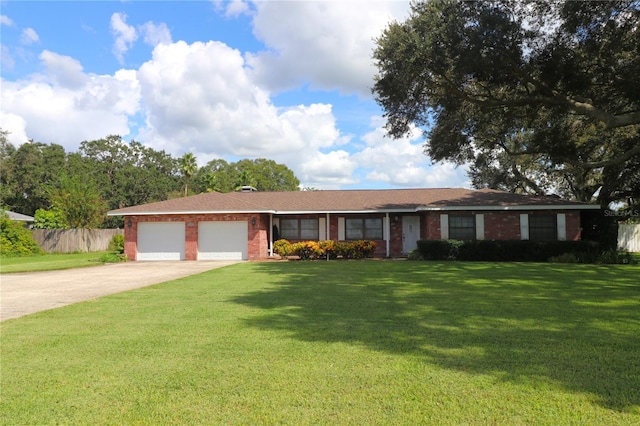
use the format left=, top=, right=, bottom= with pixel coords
left=5, top=211, right=35, bottom=222
left=108, top=188, right=600, bottom=216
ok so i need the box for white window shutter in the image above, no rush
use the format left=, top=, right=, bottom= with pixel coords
left=338, top=217, right=345, bottom=240
left=440, top=214, right=449, bottom=240
left=520, top=214, right=529, bottom=240
left=557, top=213, right=566, bottom=241
left=475, top=214, right=485, bottom=240
left=318, top=217, right=326, bottom=241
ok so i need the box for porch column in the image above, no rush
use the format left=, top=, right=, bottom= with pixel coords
left=326, top=213, right=330, bottom=240
left=269, top=213, right=273, bottom=256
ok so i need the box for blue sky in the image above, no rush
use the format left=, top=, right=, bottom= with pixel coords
left=1, top=0, right=469, bottom=189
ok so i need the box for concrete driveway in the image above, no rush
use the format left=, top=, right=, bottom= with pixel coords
left=0, top=261, right=240, bottom=322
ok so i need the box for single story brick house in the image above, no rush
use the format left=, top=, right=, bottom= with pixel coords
left=107, top=188, right=600, bottom=261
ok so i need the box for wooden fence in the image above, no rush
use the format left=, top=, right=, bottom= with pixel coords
left=617, top=224, right=640, bottom=252
left=32, top=229, right=123, bottom=253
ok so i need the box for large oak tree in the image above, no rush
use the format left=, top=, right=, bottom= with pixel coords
left=373, top=0, right=640, bottom=206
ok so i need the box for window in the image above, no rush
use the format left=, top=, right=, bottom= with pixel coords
left=280, top=218, right=318, bottom=240
left=345, top=218, right=383, bottom=240
left=300, top=219, right=319, bottom=240
left=529, top=215, right=556, bottom=241
left=449, top=215, right=475, bottom=240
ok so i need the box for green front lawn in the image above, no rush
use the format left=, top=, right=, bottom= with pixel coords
left=0, top=252, right=110, bottom=273
left=1, top=261, right=639, bottom=424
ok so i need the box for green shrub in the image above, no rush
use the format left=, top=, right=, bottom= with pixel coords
left=0, top=215, right=43, bottom=257
left=596, top=250, right=638, bottom=265
left=415, top=240, right=601, bottom=262
left=273, top=239, right=293, bottom=258
left=335, top=240, right=377, bottom=259
left=99, top=252, right=128, bottom=263
left=108, top=234, right=125, bottom=253
left=291, top=241, right=323, bottom=260
left=33, top=208, right=69, bottom=229
left=0, top=213, right=43, bottom=256
left=274, top=239, right=377, bottom=260
left=549, top=253, right=580, bottom=264
left=353, top=240, right=377, bottom=258
left=407, top=249, right=424, bottom=260
left=318, top=240, right=337, bottom=259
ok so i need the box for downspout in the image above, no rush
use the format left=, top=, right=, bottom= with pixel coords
left=385, top=212, right=390, bottom=258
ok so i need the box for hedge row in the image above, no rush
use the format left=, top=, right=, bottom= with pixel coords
left=414, top=240, right=601, bottom=263
left=273, top=239, right=377, bottom=260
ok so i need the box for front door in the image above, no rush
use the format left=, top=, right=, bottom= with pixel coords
left=402, top=216, right=420, bottom=254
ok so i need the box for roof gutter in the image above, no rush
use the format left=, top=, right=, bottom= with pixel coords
left=416, top=204, right=601, bottom=211
left=108, top=204, right=600, bottom=216
left=107, top=209, right=278, bottom=216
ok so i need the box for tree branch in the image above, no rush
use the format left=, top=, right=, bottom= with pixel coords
left=560, top=145, right=640, bottom=169
left=510, top=164, right=546, bottom=196
left=456, top=81, right=640, bottom=129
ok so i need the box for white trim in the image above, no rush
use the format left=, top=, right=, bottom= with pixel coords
left=520, top=214, right=529, bottom=240
left=557, top=213, right=567, bottom=241
left=108, top=209, right=276, bottom=216
left=475, top=214, right=485, bottom=240
left=109, top=204, right=600, bottom=216
left=417, top=205, right=600, bottom=212
left=338, top=217, right=345, bottom=240
left=319, top=217, right=326, bottom=241
left=440, top=214, right=449, bottom=240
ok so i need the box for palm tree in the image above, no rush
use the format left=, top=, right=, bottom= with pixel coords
left=202, top=172, right=219, bottom=193
left=179, top=153, right=198, bottom=197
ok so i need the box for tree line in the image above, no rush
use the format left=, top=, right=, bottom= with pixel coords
left=0, top=131, right=300, bottom=228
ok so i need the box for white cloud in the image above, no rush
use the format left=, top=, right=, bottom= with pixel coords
left=137, top=41, right=341, bottom=155
left=110, top=12, right=138, bottom=64
left=353, top=118, right=470, bottom=188
left=20, top=27, right=39, bottom=45
left=135, top=40, right=362, bottom=188
left=40, top=50, right=88, bottom=89
left=0, top=112, right=28, bottom=145
left=0, top=15, right=14, bottom=27
left=298, top=150, right=359, bottom=188
left=1, top=45, right=14, bottom=70
left=140, top=21, right=172, bottom=47
left=212, top=0, right=252, bottom=18
left=246, top=0, right=410, bottom=96
left=0, top=53, right=140, bottom=150
left=225, top=0, right=251, bottom=18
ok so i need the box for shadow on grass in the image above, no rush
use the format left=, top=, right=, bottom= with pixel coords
left=233, top=261, right=640, bottom=413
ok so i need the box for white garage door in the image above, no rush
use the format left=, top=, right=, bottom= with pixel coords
left=137, top=222, right=185, bottom=261
left=198, top=221, right=248, bottom=260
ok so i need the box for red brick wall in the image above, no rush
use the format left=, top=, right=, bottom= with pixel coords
left=483, top=212, right=522, bottom=240
left=424, top=213, right=441, bottom=240
left=420, top=210, right=583, bottom=241
left=389, top=216, right=403, bottom=256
